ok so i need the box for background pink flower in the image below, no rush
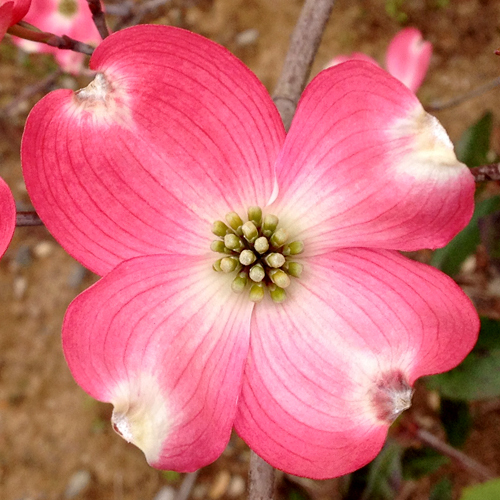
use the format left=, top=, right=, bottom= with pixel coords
left=0, top=0, right=31, bottom=39
left=11, top=0, right=101, bottom=73
left=21, top=25, right=478, bottom=479
left=0, top=176, right=16, bottom=259
left=327, top=27, right=432, bottom=93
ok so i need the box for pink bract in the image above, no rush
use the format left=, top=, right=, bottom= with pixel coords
left=0, top=176, right=16, bottom=259
left=11, top=0, right=100, bottom=73
left=21, top=25, right=478, bottom=478
left=0, top=0, right=31, bottom=39
left=327, top=27, right=432, bottom=93
left=386, top=28, right=432, bottom=92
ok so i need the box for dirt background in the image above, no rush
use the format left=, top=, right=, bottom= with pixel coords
left=1, top=0, right=500, bottom=499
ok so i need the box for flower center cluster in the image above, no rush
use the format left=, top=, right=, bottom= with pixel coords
left=211, top=207, right=304, bottom=303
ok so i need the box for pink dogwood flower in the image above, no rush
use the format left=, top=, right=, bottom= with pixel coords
left=21, top=25, right=478, bottom=479
left=0, top=177, right=15, bottom=259
left=11, top=0, right=100, bottom=74
left=0, top=0, right=31, bottom=39
left=327, top=27, right=432, bottom=93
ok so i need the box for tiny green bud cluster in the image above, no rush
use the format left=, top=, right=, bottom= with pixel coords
left=211, top=207, right=304, bottom=303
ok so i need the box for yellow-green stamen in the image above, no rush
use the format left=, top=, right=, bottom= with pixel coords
left=211, top=206, right=304, bottom=303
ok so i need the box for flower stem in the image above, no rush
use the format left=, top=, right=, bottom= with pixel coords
left=272, top=0, right=336, bottom=131
left=248, top=451, right=275, bottom=500
left=7, top=22, right=95, bottom=55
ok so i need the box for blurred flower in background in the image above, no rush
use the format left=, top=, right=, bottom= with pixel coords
left=327, top=27, right=432, bottom=93
left=11, top=0, right=100, bottom=74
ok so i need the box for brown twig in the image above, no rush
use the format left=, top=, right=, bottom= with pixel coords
left=111, top=0, right=172, bottom=31
left=272, top=0, right=336, bottom=131
left=174, top=471, right=199, bottom=500
left=249, top=452, right=275, bottom=500
left=417, top=429, right=494, bottom=481
left=248, top=1, right=335, bottom=496
left=8, top=22, right=95, bottom=55
left=470, top=163, right=500, bottom=182
left=0, top=70, right=62, bottom=118
left=427, top=76, right=500, bottom=111
left=16, top=212, right=43, bottom=227
left=86, top=0, right=110, bottom=40
left=101, top=1, right=134, bottom=17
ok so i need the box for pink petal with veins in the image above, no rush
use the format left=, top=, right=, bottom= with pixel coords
left=385, top=28, right=432, bottom=93
left=271, top=61, right=474, bottom=256
left=22, top=25, right=285, bottom=276
left=235, top=249, right=479, bottom=478
left=0, top=176, right=15, bottom=258
left=325, top=52, right=378, bottom=69
left=63, top=254, right=253, bottom=471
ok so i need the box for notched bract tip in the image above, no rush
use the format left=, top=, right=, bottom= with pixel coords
left=109, top=376, right=172, bottom=466
left=75, top=72, right=110, bottom=104
left=71, top=71, right=132, bottom=126
left=371, top=371, right=414, bottom=423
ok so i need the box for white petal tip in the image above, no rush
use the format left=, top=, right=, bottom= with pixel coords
left=110, top=375, right=172, bottom=463
left=391, top=107, right=465, bottom=178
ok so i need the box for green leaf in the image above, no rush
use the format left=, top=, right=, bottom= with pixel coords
left=455, top=112, right=493, bottom=167
left=430, top=478, right=453, bottom=500
left=401, top=447, right=449, bottom=480
left=431, top=196, right=500, bottom=276
left=460, top=478, right=500, bottom=500
left=426, top=318, right=500, bottom=401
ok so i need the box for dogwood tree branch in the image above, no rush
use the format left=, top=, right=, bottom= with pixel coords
left=272, top=0, right=336, bottom=131
left=249, top=452, right=276, bottom=500
left=249, top=1, right=335, bottom=497
left=471, top=163, right=500, bottom=182
left=417, top=429, right=494, bottom=480
left=0, top=70, right=61, bottom=118
left=174, top=470, right=199, bottom=500
left=111, top=0, right=172, bottom=31
left=427, top=76, right=500, bottom=111
left=16, top=211, right=43, bottom=227
left=86, top=0, right=110, bottom=39
left=8, top=22, right=95, bottom=55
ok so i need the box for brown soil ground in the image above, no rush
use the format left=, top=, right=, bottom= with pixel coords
left=1, top=0, right=500, bottom=499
